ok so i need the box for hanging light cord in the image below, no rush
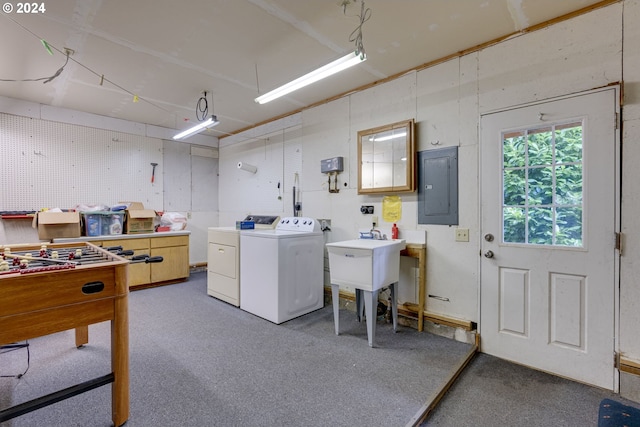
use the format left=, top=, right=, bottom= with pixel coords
left=196, top=92, right=209, bottom=122
left=348, top=1, right=371, bottom=58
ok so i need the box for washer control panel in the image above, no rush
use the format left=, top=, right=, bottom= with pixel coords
left=276, top=217, right=320, bottom=232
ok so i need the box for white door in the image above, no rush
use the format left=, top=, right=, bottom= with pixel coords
left=480, top=89, right=619, bottom=389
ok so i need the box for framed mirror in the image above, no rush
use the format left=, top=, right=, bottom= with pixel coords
left=358, top=119, right=415, bottom=194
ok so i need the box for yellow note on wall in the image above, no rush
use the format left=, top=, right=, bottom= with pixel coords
left=382, top=195, right=402, bottom=222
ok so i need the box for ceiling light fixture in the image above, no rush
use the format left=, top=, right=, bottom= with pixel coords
left=173, top=115, right=219, bottom=140
left=254, top=51, right=366, bottom=104
left=173, top=91, right=220, bottom=140
left=255, top=1, right=370, bottom=105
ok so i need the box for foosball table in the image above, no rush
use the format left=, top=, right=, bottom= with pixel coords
left=0, top=241, right=138, bottom=426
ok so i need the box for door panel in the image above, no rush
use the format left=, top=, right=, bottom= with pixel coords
left=480, top=89, right=619, bottom=389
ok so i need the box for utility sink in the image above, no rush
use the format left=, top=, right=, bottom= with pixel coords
left=326, top=239, right=406, bottom=292
left=326, top=239, right=406, bottom=347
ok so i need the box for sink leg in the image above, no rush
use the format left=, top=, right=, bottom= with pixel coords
left=390, top=282, right=398, bottom=333
left=355, top=289, right=364, bottom=322
left=331, top=284, right=340, bottom=335
left=363, top=290, right=378, bottom=347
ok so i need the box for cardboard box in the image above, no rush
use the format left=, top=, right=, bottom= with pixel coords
left=125, top=209, right=156, bottom=233
left=33, top=211, right=81, bottom=240
left=119, top=202, right=156, bottom=234
left=119, top=201, right=145, bottom=210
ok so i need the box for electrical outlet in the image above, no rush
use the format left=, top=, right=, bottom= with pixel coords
left=360, top=205, right=374, bottom=214
left=319, top=219, right=331, bottom=231
left=455, top=228, right=469, bottom=242
left=187, top=211, right=192, bottom=219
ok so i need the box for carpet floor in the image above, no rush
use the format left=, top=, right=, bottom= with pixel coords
left=1, top=272, right=472, bottom=427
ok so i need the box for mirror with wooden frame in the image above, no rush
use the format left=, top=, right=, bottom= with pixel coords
left=358, top=119, right=416, bottom=194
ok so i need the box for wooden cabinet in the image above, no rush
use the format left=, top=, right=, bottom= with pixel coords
left=102, top=238, right=151, bottom=287
left=54, top=232, right=190, bottom=289
left=150, top=235, right=190, bottom=283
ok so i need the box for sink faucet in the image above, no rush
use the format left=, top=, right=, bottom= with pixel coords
left=370, top=229, right=387, bottom=240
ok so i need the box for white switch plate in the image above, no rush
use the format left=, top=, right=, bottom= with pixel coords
left=455, top=227, right=469, bottom=242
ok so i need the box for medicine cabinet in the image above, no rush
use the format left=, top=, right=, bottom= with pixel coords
left=357, top=119, right=416, bottom=194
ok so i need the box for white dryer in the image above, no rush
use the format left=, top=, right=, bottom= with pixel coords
left=207, top=215, right=279, bottom=306
left=240, top=217, right=324, bottom=324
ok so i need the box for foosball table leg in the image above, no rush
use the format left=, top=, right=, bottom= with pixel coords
left=75, top=326, right=89, bottom=348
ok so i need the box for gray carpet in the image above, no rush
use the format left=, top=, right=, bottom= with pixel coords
left=423, top=353, right=640, bottom=427
left=1, top=272, right=472, bottom=427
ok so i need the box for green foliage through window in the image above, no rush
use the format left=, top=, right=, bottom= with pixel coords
left=502, top=122, right=583, bottom=247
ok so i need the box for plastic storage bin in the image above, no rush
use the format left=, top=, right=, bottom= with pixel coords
left=82, top=211, right=125, bottom=236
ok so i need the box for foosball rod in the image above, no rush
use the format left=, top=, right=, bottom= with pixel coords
left=2, top=253, right=78, bottom=265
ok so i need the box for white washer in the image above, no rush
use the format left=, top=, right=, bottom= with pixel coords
left=207, top=215, right=280, bottom=306
left=240, top=217, right=324, bottom=324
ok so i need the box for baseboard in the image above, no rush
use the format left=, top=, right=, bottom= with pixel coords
left=323, top=286, right=477, bottom=345
left=620, top=357, right=640, bottom=376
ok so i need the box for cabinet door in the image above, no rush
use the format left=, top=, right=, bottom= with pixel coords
left=150, top=245, right=189, bottom=283
left=102, top=238, right=151, bottom=287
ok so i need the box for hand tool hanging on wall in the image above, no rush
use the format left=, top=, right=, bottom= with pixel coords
left=151, top=163, right=158, bottom=183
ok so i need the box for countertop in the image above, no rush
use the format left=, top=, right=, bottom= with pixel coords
left=53, top=230, right=191, bottom=243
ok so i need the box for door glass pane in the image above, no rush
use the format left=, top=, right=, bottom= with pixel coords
left=503, top=169, right=526, bottom=206
left=503, top=207, right=526, bottom=243
left=502, top=121, right=583, bottom=247
left=527, top=127, right=553, bottom=166
left=527, top=166, right=553, bottom=205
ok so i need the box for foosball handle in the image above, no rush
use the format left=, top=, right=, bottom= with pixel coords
left=117, top=250, right=135, bottom=256
left=131, top=254, right=149, bottom=261
left=145, top=256, right=163, bottom=263
left=103, top=246, right=123, bottom=252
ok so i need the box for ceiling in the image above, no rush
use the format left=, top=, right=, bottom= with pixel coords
left=0, top=0, right=609, bottom=141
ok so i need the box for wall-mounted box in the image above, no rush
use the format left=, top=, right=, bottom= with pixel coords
left=418, top=146, right=458, bottom=225
left=321, top=157, right=344, bottom=173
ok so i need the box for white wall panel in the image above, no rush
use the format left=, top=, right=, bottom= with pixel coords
left=623, top=0, right=640, bottom=121
left=479, top=4, right=623, bottom=113
left=416, top=58, right=462, bottom=150
left=218, top=129, right=290, bottom=223
left=301, top=98, right=351, bottom=194
left=621, top=118, right=640, bottom=356
left=163, top=140, right=191, bottom=211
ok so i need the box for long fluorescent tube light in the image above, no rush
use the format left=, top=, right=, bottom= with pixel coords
left=173, top=115, right=219, bottom=140
left=255, top=51, right=367, bottom=104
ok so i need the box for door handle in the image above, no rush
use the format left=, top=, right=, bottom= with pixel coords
left=484, top=250, right=494, bottom=259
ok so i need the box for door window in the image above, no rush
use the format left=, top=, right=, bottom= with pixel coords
left=502, top=121, right=583, bottom=246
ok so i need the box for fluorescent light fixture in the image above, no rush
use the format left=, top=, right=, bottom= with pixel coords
left=369, top=131, right=407, bottom=142
left=255, top=51, right=367, bottom=104
left=173, top=115, right=219, bottom=140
